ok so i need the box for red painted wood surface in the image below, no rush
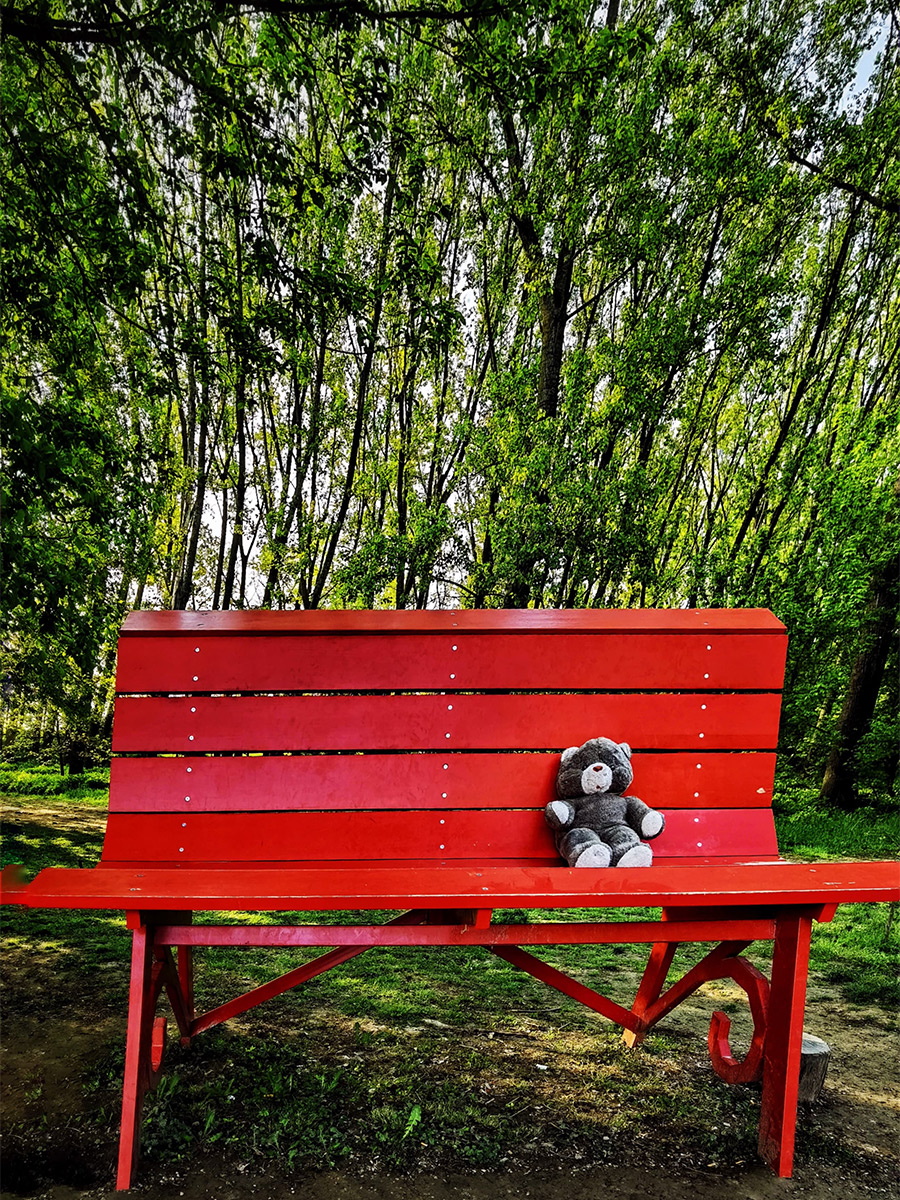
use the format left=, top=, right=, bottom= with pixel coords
left=116, top=632, right=787, bottom=693
left=99, top=807, right=778, bottom=864
left=112, top=692, right=782, bottom=753
left=758, top=913, right=814, bottom=1176
left=152, top=917, right=778, bottom=947
left=117, top=922, right=153, bottom=1189
left=14, top=860, right=899, bottom=911
left=104, top=855, right=787, bottom=871
left=108, top=752, right=777, bottom=813
left=122, top=608, right=787, bottom=635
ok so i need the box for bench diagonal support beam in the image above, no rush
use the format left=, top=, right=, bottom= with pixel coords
left=622, top=940, right=679, bottom=1047
left=489, top=944, right=642, bottom=1033
left=189, top=910, right=429, bottom=1037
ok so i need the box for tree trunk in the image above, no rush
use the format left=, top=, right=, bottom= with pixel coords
left=819, top=552, right=899, bottom=810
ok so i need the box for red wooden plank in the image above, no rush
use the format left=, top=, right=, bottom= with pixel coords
left=13, top=860, right=900, bottom=911
left=99, top=808, right=778, bottom=864
left=111, top=693, right=782, bottom=752
left=153, top=918, right=778, bottom=946
left=109, top=752, right=777, bottom=813
left=115, top=632, right=787, bottom=693
left=122, top=608, right=787, bottom=636
left=94, top=855, right=785, bottom=870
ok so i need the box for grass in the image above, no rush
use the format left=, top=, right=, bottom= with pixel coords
left=1, top=769, right=897, bottom=1182
left=0, top=761, right=110, bottom=803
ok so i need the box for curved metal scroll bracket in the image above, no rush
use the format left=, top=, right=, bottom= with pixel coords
left=706, top=956, right=770, bottom=1084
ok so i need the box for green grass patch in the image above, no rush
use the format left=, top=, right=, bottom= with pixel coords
left=775, top=807, right=898, bottom=860
left=0, top=760, right=110, bottom=802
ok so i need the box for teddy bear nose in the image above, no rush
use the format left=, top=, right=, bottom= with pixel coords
left=592, top=764, right=604, bottom=772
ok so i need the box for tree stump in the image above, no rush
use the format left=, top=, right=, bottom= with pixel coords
left=798, top=1033, right=831, bottom=1103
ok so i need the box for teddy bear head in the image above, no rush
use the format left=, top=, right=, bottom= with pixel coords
left=556, top=736, right=633, bottom=799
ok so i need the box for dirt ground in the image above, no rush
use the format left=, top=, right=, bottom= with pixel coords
left=2, top=805, right=898, bottom=1200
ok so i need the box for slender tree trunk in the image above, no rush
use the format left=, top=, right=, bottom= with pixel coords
left=819, top=552, right=899, bottom=809
left=173, top=163, right=210, bottom=610
left=222, top=185, right=247, bottom=610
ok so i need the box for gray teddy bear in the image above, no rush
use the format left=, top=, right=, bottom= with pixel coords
left=545, top=737, right=665, bottom=868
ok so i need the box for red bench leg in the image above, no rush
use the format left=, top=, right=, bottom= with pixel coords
left=622, top=941, right=678, bottom=1046
left=117, top=920, right=155, bottom=1189
left=758, top=911, right=813, bottom=1176
left=177, top=946, right=194, bottom=1046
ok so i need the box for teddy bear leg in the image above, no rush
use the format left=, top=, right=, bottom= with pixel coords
left=573, top=841, right=613, bottom=868
left=605, top=825, right=653, bottom=868
left=615, top=842, right=653, bottom=867
left=558, top=828, right=612, bottom=869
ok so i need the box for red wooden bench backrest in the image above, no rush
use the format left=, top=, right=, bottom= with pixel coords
left=102, top=609, right=788, bottom=869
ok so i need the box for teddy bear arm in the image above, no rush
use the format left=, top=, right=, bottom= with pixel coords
left=624, top=794, right=665, bottom=840
left=545, top=798, right=576, bottom=831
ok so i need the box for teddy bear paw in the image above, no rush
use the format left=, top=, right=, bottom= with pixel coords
left=640, top=810, right=664, bottom=838
left=546, top=800, right=575, bottom=830
left=615, top=842, right=653, bottom=868
left=573, top=843, right=612, bottom=868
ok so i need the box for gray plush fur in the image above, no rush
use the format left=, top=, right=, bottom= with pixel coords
left=545, top=736, right=665, bottom=868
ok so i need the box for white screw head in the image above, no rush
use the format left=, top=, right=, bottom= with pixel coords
left=699, top=733, right=705, bottom=739
left=704, top=673, right=709, bottom=679
left=182, top=822, right=186, bottom=828
left=701, top=704, right=707, bottom=710
left=447, top=704, right=453, bottom=711
left=184, top=796, right=190, bottom=802
left=193, top=675, right=198, bottom=681
left=442, top=793, right=447, bottom=798
left=186, top=767, right=192, bottom=773
left=191, top=706, right=196, bottom=713
left=443, top=764, right=448, bottom=769
left=445, top=732, right=451, bottom=739
left=452, top=645, right=458, bottom=651
left=440, top=844, right=445, bottom=850
left=179, top=847, right=184, bottom=853
left=195, top=647, right=200, bottom=653
left=450, top=673, right=456, bottom=679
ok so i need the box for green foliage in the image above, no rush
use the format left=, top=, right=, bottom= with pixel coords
left=2, top=0, right=898, bottom=796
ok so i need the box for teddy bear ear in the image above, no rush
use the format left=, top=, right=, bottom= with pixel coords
left=619, top=742, right=632, bottom=759
left=561, top=746, right=580, bottom=764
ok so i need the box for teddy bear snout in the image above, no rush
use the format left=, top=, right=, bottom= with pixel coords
left=581, top=762, right=613, bottom=793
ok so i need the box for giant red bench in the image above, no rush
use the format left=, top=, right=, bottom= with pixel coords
left=2, top=608, right=897, bottom=1189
